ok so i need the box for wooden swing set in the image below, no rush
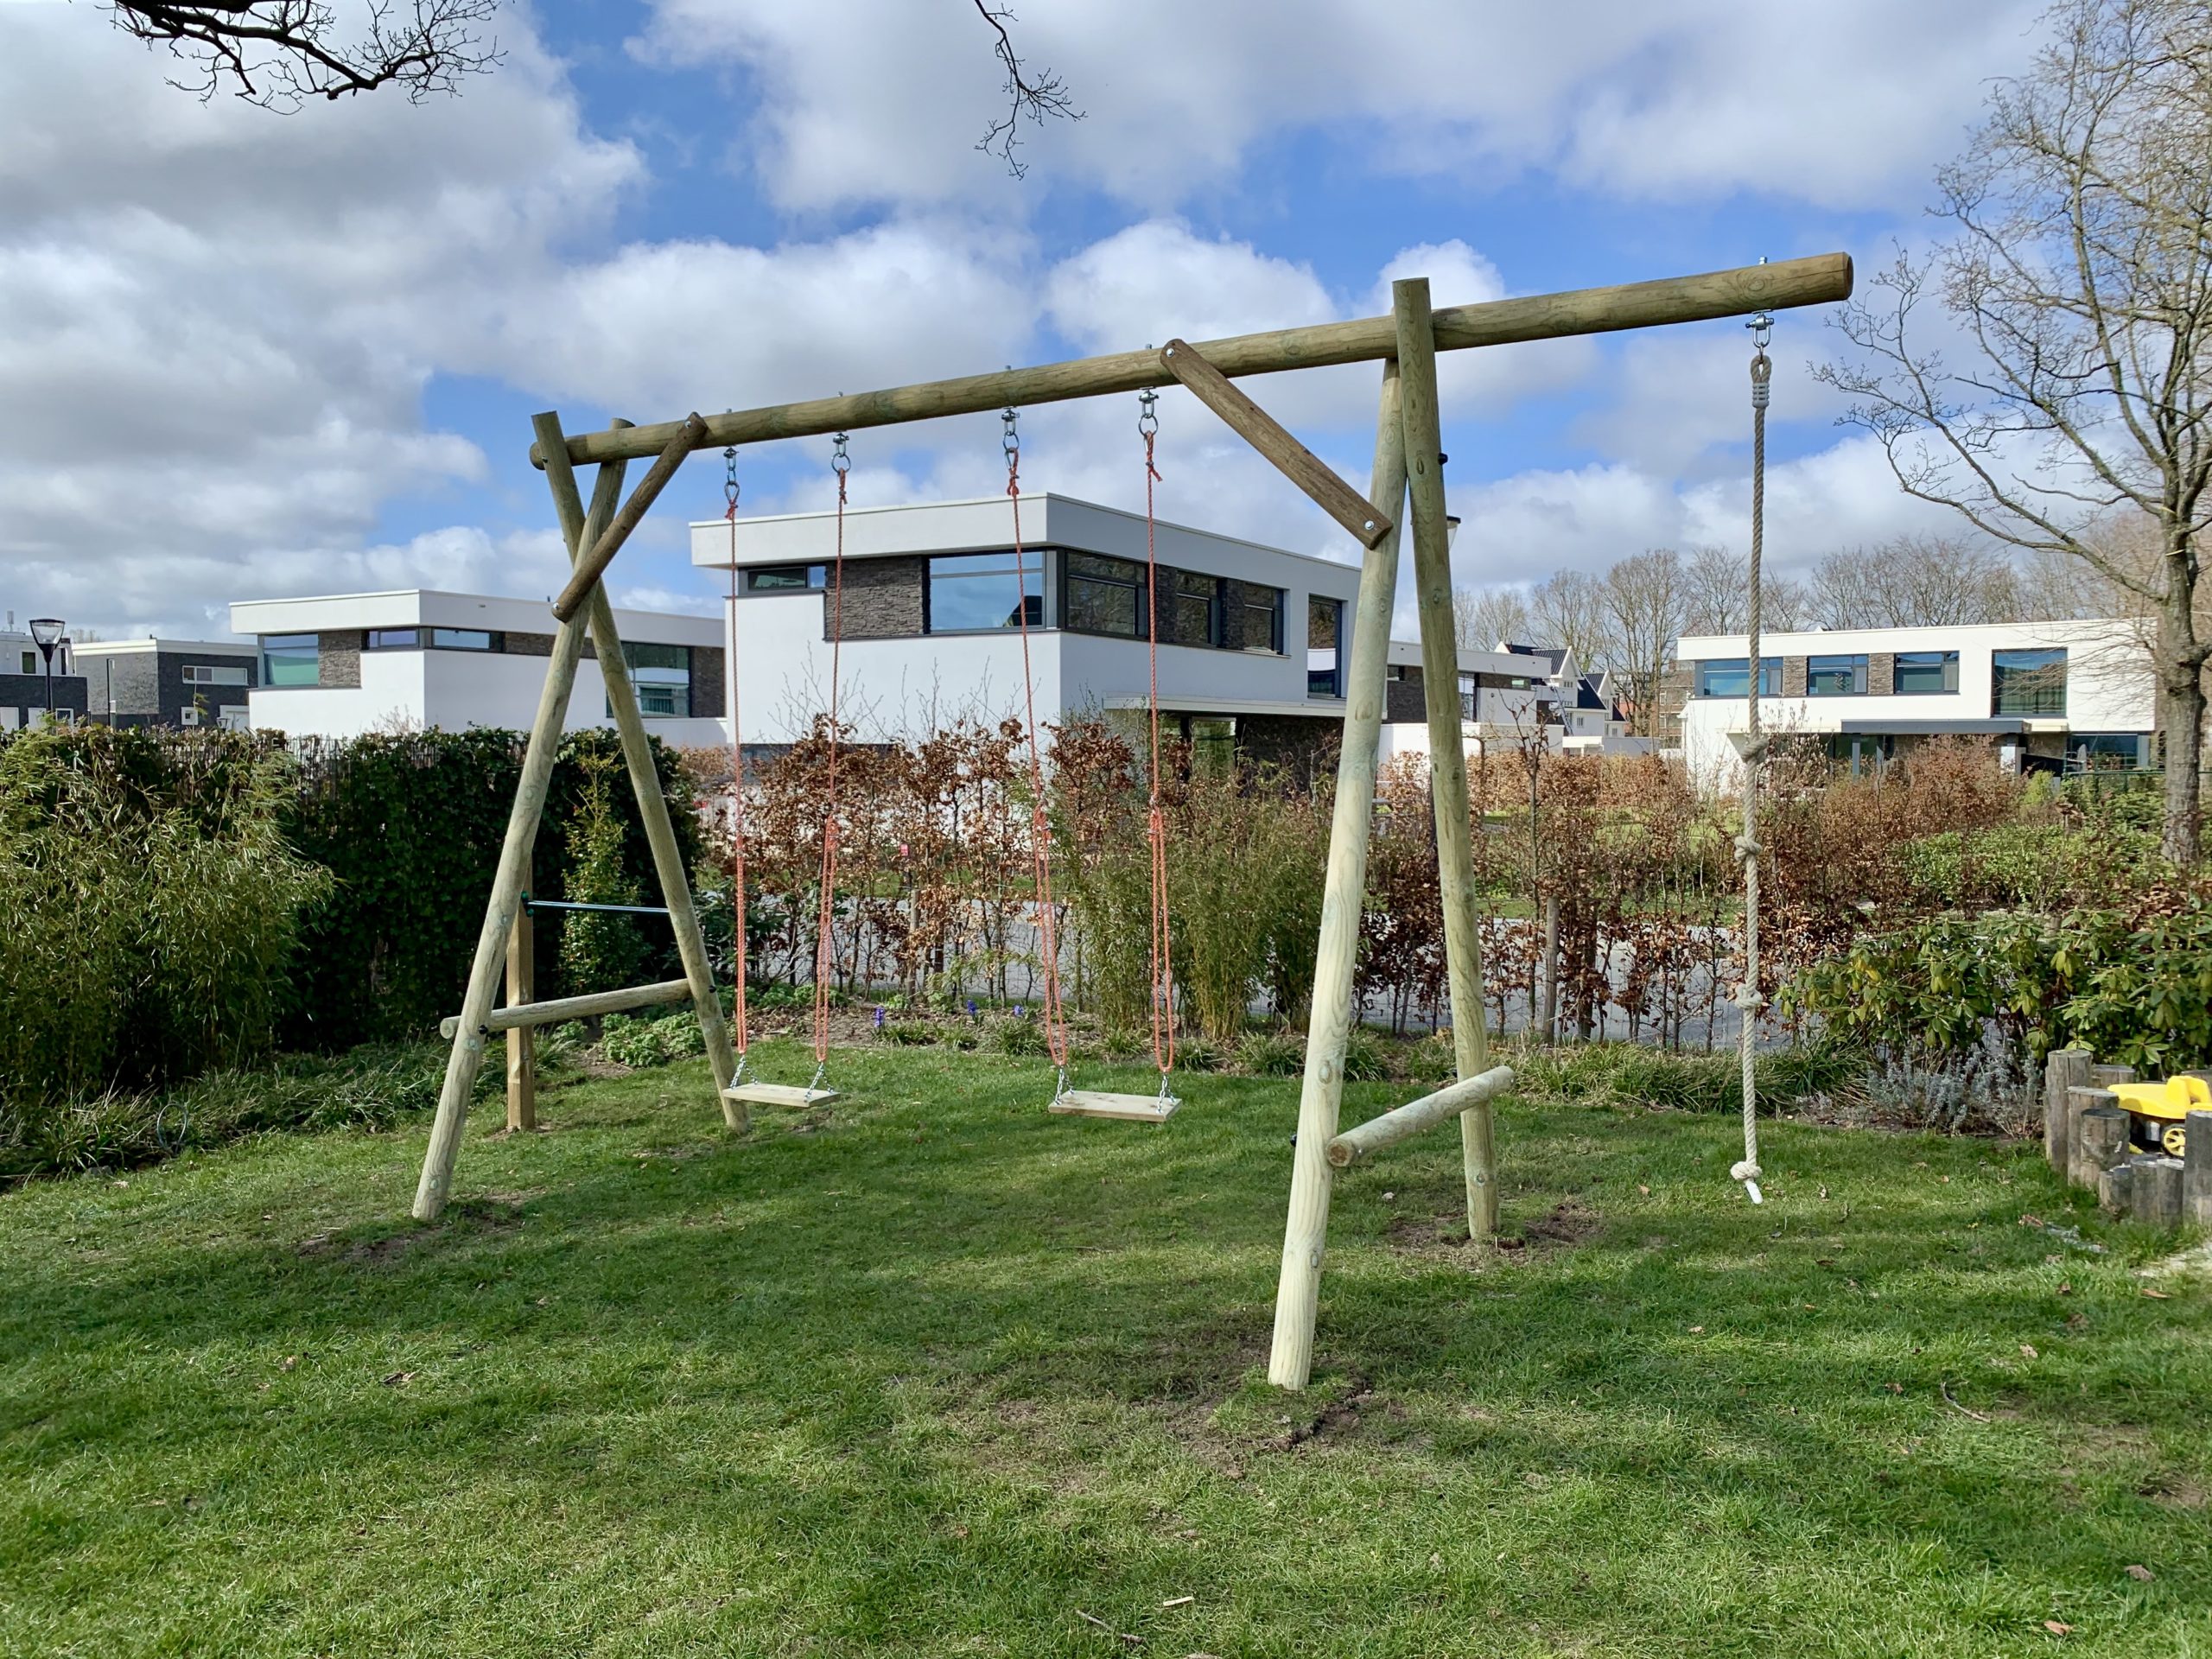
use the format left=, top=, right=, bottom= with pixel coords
left=414, top=251, right=1853, bottom=1389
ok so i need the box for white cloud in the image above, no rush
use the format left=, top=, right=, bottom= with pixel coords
left=632, top=0, right=2047, bottom=215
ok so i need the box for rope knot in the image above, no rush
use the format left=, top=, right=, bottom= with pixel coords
left=1730, top=1159, right=1762, bottom=1184
left=1732, top=983, right=1766, bottom=1013
left=1732, top=833, right=1762, bottom=862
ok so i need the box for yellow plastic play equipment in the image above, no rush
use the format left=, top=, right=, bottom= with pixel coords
left=2107, top=1071, right=2210, bottom=1156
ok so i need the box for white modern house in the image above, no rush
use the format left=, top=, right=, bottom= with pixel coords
left=693, top=493, right=1571, bottom=764
left=1676, top=618, right=2158, bottom=785
left=228, top=589, right=729, bottom=746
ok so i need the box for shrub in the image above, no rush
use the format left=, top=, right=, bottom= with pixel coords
left=559, top=750, right=649, bottom=996
left=881, top=1019, right=938, bottom=1046
left=0, top=729, right=328, bottom=1108
left=1172, top=1035, right=1223, bottom=1073
left=995, top=1017, right=1047, bottom=1057
left=1340, top=1027, right=1390, bottom=1083
left=1236, top=1030, right=1304, bottom=1077
left=598, top=1010, right=708, bottom=1070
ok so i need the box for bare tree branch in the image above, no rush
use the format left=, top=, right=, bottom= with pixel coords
left=106, top=0, right=502, bottom=108
left=969, top=1, right=1082, bottom=178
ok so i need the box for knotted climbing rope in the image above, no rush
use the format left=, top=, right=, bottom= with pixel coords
left=1733, top=311, right=1773, bottom=1205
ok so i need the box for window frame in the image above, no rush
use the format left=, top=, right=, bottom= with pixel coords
left=1692, top=657, right=1783, bottom=698
left=1061, top=550, right=1147, bottom=640
left=613, top=640, right=691, bottom=721
left=429, top=628, right=494, bottom=652
left=259, top=633, right=319, bottom=689
left=923, top=550, right=1044, bottom=635
left=1992, top=646, right=2068, bottom=717
left=743, top=563, right=827, bottom=594
left=1169, top=569, right=1224, bottom=647
left=1891, top=649, right=1960, bottom=696
left=365, top=628, right=420, bottom=650
left=1804, top=653, right=1869, bottom=697
left=181, top=663, right=251, bottom=687
left=1241, top=586, right=1285, bottom=656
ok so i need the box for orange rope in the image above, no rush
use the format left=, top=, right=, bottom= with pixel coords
left=1140, top=411, right=1175, bottom=1082
left=723, top=473, right=750, bottom=1066
left=812, top=440, right=850, bottom=1071
left=1004, top=414, right=1070, bottom=1071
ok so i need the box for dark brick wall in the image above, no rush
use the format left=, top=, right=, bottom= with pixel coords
left=162, top=652, right=257, bottom=725
left=835, top=556, right=925, bottom=639
left=1385, top=667, right=1427, bottom=723
left=320, top=631, right=364, bottom=689
left=0, top=671, right=88, bottom=720
left=690, top=644, right=726, bottom=721
left=1868, top=652, right=1896, bottom=696
left=88, top=652, right=157, bottom=720
left=1782, top=657, right=1808, bottom=697
left=506, top=631, right=554, bottom=657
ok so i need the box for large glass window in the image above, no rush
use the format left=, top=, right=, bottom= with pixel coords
left=1172, top=571, right=1222, bottom=645
left=1064, top=552, right=1145, bottom=638
left=1693, top=658, right=1782, bottom=697
left=746, top=563, right=826, bottom=593
left=926, top=552, right=1041, bottom=632
left=182, top=663, right=250, bottom=686
left=260, top=634, right=318, bottom=688
left=365, top=629, right=419, bottom=650
left=1806, top=653, right=1868, bottom=696
left=431, top=628, right=493, bottom=651
left=621, top=641, right=690, bottom=719
left=2068, top=733, right=2147, bottom=771
left=1241, top=587, right=1284, bottom=655
left=1993, top=646, right=2067, bottom=715
left=1892, top=650, right=1960, bottom=695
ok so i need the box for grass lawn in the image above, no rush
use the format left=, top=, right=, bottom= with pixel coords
left=3, top=1040, right=2208, bottom=1656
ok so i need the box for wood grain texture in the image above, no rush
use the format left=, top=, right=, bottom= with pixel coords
left=1048, top=1090, right=1180, bottom=1123
left=531, top=255, right=1854, bottom=467
left=1267, top=359, right=1408, bottom=1392
left=505, top=904, right=534, bottom=1132
left=549, top=412, right=707, bottom=622
left=2044, top=1049, right=2092, bottom=1173
left=722, top=1083, right=842, bottom=1109
left=1326, top=1065, right=1516, bottom=1168
left=439, top=977, right=693, bottom=1040
left=1158, top=339, right=1390, bottom=548
left=2066, top=1085, right=2119, bottom=1189
left=1395, top=276, right=1497, bottom=1242
left=2183, top=1109, right=2212, bottom=1224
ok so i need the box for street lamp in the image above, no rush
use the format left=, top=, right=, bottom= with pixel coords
left=28, top=618, right=63, bottom=727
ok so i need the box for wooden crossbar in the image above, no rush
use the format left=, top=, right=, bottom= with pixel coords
left=1325, top=1064, right=1515, bottom=1168
left=439, top=978, right=692, bottom=1039
left=528, top=254, right=1852, bottom=468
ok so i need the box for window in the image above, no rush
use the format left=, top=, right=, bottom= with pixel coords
left=1459, top=672, right=1477, bottom=722
left=1064, top=552, right=1145, bottom=637
left=1189, top=715, right=1236, bottom=772
left=182, top=663, right=250, bottom=687
left=1806, top=653, right=1868, bottom=696
left=620, top=641, right=690, bottom=719
left=926, top=552, right=1041, bottom=632
left=1892, top=650, right=1959, bottom=695
left=18, top=651, right=33, bottom=674
left=365, top=628, right=418, bottom=649
left=1307, top=595, right=1344, bottom=697
left=2068, top=733, right=2146, bottom=771
left=1241, top=587, right=1284, bottom=655
left=261, top=634, right=318, bottom=688
left=1693, top=658, right=1782, bottom=698
left=746, top=564, right=826, bottom=593
left=1172, top=571, right=1223, bottom=645
left=430, top=628, right=493, bottom=651
left=1993, top=646, right=2067, bottom=716
left=180, top=706, right=200, bottom=727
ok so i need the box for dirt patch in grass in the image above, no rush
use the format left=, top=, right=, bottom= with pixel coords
left=296, top=1193, right=530, bottom=1267
left=1386, top=1196, right=1601, bottom=1264
left=2138, top=1470, right=2206, bottom=1510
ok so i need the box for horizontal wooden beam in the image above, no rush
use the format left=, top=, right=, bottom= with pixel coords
left=550, top=414, right=708, bottom=622
left=530, top=253, right=1852, bottom=468
left=439, top=977, right=692, bottom=1040
left=1325, top=1064, right=1515, bottom=1168
left=1160, top=338, right=1390, bottom=548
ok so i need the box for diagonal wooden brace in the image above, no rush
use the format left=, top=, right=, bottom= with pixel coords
left=550, top=412, right=709, bottom=623
left=1158, top=339, right=1392, bottom=549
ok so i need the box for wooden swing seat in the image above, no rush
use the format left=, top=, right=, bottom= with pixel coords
left=1050, top=1090, right=1179, bottom=1123
left=721, top=1082, right=841, bottom=1109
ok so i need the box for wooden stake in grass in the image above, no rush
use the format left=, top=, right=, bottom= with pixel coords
left=505, top=900, right=534, bottom=1132
left=2044, top=1048, right=2091, bottom=1175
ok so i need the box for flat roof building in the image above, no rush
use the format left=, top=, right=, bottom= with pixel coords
left=73, top=638, right=259, bottom=730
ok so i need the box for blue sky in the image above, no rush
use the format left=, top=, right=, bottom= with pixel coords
left=0, top=0, right=2054, bottom=639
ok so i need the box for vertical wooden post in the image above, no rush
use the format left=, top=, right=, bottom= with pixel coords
left=2091, top=1063, right=2136, bottom=1089
left=537, top=414, right=742, bottom=1123
left=2181, top=1109, right=2212, bottom=1225
left=2133, top=1156, right=2184, bottom=1225
left=1267, top=360, right=1408, bottom=1392
left=1540, top=896, right=1560, bottom=1043
left=2066, top=1085, right=2118, bottom=1189
left=505, top=900, right=536, bottom=1132
left=2078, top=1105, right=2130, bottom=1190
left=2045, top=1049, right=2092, bottom=1175
left=1394, top=275, right=1496, bottom=1241
left=413, top=418, right=627, bottom=1223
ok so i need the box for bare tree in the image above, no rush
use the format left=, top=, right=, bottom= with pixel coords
left=1681, top=542, right=1811, bottom=635
left=969, top=3, right=1083, bottom=177
left=105, top=0, right=1081, bottom=178
left=1821, top=0, right=2212, bottom=864
left=1601, top=549, right=1688, bottom=737
left=1529, top=569, right=1612, bottom=673
left=1806, top=534, right=2024, bottom=627
left=1452, top=584, right=1530, bottom=654
left=108, top=0, right=501, bottom=106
